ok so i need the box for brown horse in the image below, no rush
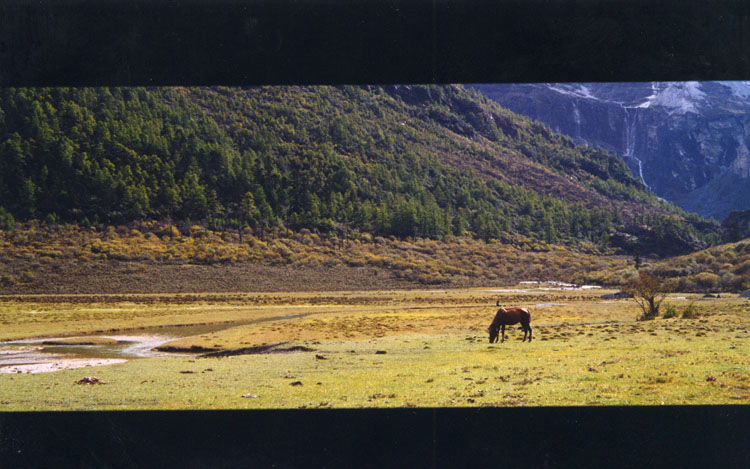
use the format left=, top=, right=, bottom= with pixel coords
left=488, top=300, right=532, bottom=343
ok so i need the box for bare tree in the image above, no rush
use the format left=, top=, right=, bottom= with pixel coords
left=623, top=272, right=672, bottom=320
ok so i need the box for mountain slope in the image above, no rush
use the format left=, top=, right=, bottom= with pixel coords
left=0, top=85, right=718, bottom=255
left=470, top=82, right=750, bottom=221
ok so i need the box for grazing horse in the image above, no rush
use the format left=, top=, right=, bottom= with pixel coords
left=488, top=300, right=532, bottom=343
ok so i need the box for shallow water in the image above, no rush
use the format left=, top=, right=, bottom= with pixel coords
left=0, top=313, right=306, bottom=372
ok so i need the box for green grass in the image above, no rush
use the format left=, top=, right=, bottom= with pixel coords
left=1, top=289, right=748, bottom=410
left=2, top=329, right=748, bottom=410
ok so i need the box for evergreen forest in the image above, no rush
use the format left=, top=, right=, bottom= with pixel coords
left=0, top=85, right=720, bottom=255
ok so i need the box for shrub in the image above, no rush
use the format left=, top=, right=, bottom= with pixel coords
left=681, top=302, right=699, bottom=319
left=359, top=233, right=374, bottom=243
left=693, top=272, right=720, bottom=291
left=663, top=278, right=680, bottom=293
left=190, top=225, right=208, bottom=238
left=662, top=304, right=679, bottom=319
left=733, top=260, right=750, bottom=275
left=677, top=276, right=693, bottom=292
left=156, top=224, right=180, bottom=238
left=0, top=273, right=16, bottom=286
left=0, top=207, right=15, bottom=231
left=624, top=272, right=672, bottom=320
left=274, top=244, right=294, bottom=260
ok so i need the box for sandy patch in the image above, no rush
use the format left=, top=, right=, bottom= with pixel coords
left=0, top=358, right=127, bottom=374
left=0, top=345, right=44, bottom=356
left=101, top=335, right=182, bottom=357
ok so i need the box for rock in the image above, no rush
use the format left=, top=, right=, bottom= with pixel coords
left=375, top=350, right=387, bottom=355
left=200, top=342, right=315, bottom=358
left=290, top=381, right=303, bottom=386
left=601, top=291, right=634, bottom=299
left=740, top=289, right=750, bottom=298
left=722, top=210, right=750, bottom=243
left=706, top=376, right=717, bottom=382
left=75, top=376, right=105, bottom=385
left=315, top=354, right=328, bottom=360
left=610, top=225, right=708, bottom=257
left=382, top=85, right=432, bottom=106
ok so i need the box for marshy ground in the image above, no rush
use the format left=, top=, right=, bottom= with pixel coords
left=0, top=288, right=748, bottom=410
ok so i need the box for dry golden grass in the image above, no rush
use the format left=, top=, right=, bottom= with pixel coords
left=0, top=223, right=627, bottom=294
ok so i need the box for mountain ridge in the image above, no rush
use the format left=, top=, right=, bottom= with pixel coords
left=470, top=82, right=750, bottom=221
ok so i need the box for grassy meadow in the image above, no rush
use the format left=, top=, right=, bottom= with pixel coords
left=1, top=288, right=748, bottom=410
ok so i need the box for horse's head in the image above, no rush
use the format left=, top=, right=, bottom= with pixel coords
left=488, top=324, right=499, bottom=343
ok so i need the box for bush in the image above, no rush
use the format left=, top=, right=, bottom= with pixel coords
left=156, top=224, right=180, bottom=238
left=681, top=302, right=699, bottom=319
left=733, top=259, right=750, bottom=275
left=694, top=272, right=720, bottom=291
left=0, top=273, right=16, bottom=286
left=20, top=271, right=36, bottom=283
left=0, top=206, right=15, bottom=231
left=662, top=304, right=679, bottom=319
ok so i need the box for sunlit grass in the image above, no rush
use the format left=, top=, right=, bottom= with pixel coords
left=1, top=289, right=748, bottom=410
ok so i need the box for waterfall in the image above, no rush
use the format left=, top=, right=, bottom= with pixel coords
left=636, top=158, right=649, bottom=190
left=622, top=106, right=650, bottom=190
left=623, top=107, right=637, bottom=157
left=572, top=101, right=581, bottom=137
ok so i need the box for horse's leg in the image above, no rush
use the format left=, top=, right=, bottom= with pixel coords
left=517, top=317, right=531, bottom=342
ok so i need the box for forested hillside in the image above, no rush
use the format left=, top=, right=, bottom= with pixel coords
left=0, top=85, right=719, bottom=255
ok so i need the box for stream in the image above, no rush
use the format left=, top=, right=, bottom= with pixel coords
left=0, top=314, right=306, bottom=373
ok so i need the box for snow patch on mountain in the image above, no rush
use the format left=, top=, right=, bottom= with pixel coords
left=635, top=83, right=659, bottom=109
left=546, top=82, right=709, bottom=114
left=637, top=82, right=705, bottom=114
left=717, top=81, right=750, bottom=99
left=547, top=84, right=600, bottom=101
